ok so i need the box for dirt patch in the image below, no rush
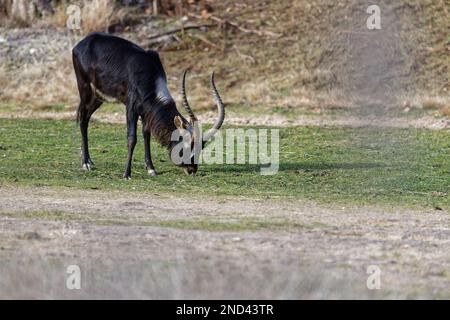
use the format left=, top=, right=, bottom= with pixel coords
left=320, top=1, right=414, bottom=102
left=0, top=186, right=449, bottom=299
left=1, top=108, right=449, bottom=130
left=0, top=27, right=76, bottom=68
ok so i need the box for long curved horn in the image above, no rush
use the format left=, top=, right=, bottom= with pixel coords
left=180, top=70, right=197, bottom=121
left=203, top=72, right=225, bottom=142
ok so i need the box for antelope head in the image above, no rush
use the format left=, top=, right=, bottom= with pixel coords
left=173, top=70, right=225, bottom=176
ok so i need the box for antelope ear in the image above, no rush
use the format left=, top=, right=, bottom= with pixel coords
left=174, top=116, right=185, bottom=129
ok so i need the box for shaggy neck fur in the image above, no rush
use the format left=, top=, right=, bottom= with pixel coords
left=142, top=99, right=184, bottom=150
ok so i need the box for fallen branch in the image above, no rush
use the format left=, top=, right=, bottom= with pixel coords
left=147, top=23, right=216, bottom=40
left=188, top=13, right=282, bottom=38
left=233, top=45, right=257, bottom=65
left=189, top=33, right=221, bottom=50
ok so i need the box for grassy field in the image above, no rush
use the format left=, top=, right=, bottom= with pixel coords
left=0, top=118, right=448, bottom=209
left=0, top=0, right=449, bottom=300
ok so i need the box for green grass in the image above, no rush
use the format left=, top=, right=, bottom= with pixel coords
left=0, top=118, right=449, bottom=209
left=0, top=210, right=331, bottom=232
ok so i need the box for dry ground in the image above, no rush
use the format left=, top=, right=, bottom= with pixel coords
left=0, top=108, right=449, bottom=130
left=0, top=0, right=449, bottom=300
left=0, top=186, right=449, bottom=299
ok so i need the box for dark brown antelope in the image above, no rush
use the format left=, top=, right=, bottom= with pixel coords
left=72, top=32, right=225, bottom=178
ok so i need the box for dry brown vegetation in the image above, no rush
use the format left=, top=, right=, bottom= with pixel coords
left=1, top=54, right=76, bottom=108
left=440, top=105, right=450, bottom=117
left=79, top=0, right=130, bottom=34
left=0, top=0, right=449, bottom=116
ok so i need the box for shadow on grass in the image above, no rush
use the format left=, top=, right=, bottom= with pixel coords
left=211, top=162, right=386, bottom=173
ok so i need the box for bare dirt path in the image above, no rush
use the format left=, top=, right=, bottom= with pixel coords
left=1, top=110, right=449, bottom=130
left=0, top=186, right=449, bottom=299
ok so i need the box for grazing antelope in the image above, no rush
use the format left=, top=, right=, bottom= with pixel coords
left=72, top=33, right=225, bottom=178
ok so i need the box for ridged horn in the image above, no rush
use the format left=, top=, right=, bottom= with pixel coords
left=180, top=70, right=197, bottom=122
left=203, top=72, right=225, bottom=142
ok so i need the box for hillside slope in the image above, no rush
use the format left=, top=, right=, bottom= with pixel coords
left=0, top=0, right=448, bottom=112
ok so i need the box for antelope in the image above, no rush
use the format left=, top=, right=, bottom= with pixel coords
left=72, top=33, right=225, bottom=178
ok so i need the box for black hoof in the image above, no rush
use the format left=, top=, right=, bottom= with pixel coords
left=123, top=173, right=131, bottom=180
left=81, top=158, right=94, bottom=171
left=82, top=163, right=92, bottom=171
